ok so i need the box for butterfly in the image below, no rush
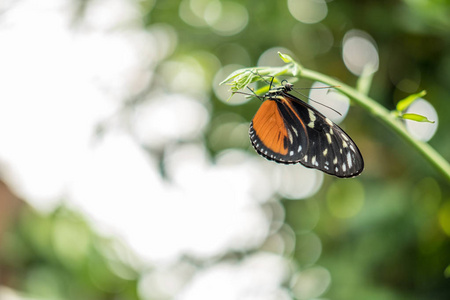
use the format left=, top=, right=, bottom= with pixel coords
left=247, top=78, right=364, bottom=178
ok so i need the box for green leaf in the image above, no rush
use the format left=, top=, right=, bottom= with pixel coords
left=445, top=265, right=450, bottom=278
left=396, top=90, right=427, bottom=112
left=278, top=52, right=294, bottom=63
left=220, top=65, right=294, bottom=93
left=253, top=85, right=270, bottom=95
left=401, top=113, right=435, bottom=123
left=219, top=67, right=255, bottom=85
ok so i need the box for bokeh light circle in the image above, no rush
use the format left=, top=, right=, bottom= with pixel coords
left=291, top=266, right=331, bottom=299
left=287, top=0, right=328, bottom=24
left=179, top=0, right=219, bottom=27
left=308, top=81, right=350, bottom=124
left=133, top=94, right=209, bottom=147
left=216, top=43, right=251, bottom=66
left=258, top=47, right=296, bottom=67
left=178, top=253, right=291, bottom=300
left=291, top=23, right=334, bottom=59
left=285, top=199, right=320, bottom=232
left=138, top=262, right=195, bottom=299
left=342, top=30, right=379, bottom=76
left=276, top=164, right=324, bottom=200
left=160, top=56, right=208, bottom=95
left=404, top=98, right=438, bottom=142
left=295, top=232, right=322, bottom=267
left=179, top=0, right=248, bottom=35
left=326, top=180, right=365, bottom=219
left=206, top=1, right=248, bottom=36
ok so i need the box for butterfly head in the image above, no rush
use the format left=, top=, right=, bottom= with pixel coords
left=281, top=80, right=294, bottom=92
left=265, top=80, right=294, bottom=98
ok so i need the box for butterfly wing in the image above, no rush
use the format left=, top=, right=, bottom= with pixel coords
left=280, top=93, right=364, bottom=177
left=249, top=98, right=309, bottom=163
left=250, top=93, right=364, bottom=178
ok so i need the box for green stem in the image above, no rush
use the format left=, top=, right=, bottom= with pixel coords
left=298, top=67, right=450, bottom=182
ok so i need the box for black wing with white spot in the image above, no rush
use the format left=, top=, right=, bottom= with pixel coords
left=278, top=92, right=364, bottom=177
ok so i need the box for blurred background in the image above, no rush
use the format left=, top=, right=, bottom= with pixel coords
left=0, top=0, right=449, bottom=299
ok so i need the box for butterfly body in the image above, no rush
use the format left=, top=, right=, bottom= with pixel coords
left=249, top=81, right=364, bottom=178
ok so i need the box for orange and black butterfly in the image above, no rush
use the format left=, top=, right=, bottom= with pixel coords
left=247, top=78, right=364, bottom=178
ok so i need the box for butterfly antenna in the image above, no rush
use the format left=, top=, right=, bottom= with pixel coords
left=291, top=88, right=342, bottom=116
left=293, top=85, right=341, bottom=91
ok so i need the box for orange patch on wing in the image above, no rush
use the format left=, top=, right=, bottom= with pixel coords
left=252, top=100, right=288, bottom=155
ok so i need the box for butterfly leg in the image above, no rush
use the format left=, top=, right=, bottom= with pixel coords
left=249, top=70, right=274, bottom=86
left=246, top=86, right=264, bottom=101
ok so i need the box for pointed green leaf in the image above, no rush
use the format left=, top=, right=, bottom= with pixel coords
left=219, top=68, right=252, bottom=85
left=445, top=265, right=450, bottom=278
left=396, top=90, right=427, bottom=112
left=401, top=113, right=435, bottom=123
left=253, top=85, right=270, bottom=95
left=278, top=52, right=294, bottom=63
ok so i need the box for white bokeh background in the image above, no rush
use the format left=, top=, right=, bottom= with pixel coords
left=0, top=1, right=330, bottom=299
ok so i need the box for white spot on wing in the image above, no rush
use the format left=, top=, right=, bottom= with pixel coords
left=298, top=145, right=302, bottom=152
left=323, top=149, right=328, bottom=156
left=290, top=151, right=294, bottom=156
left=288, top=129, right=293, bottom=144
left=347, top=152, right=353, bottom=168
left=308, top=109, right=316, bottom=122
left=308, top=109, right=316, bottom=128
left=326, top=133, right=332, bottom=144
left=325, top=118, right=333, bottom=126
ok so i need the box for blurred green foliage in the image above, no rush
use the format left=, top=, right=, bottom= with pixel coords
left=0, top=206, right=139, bottom=299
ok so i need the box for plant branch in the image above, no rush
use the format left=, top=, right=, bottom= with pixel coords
left=298, top=68, right=450, bottom=182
